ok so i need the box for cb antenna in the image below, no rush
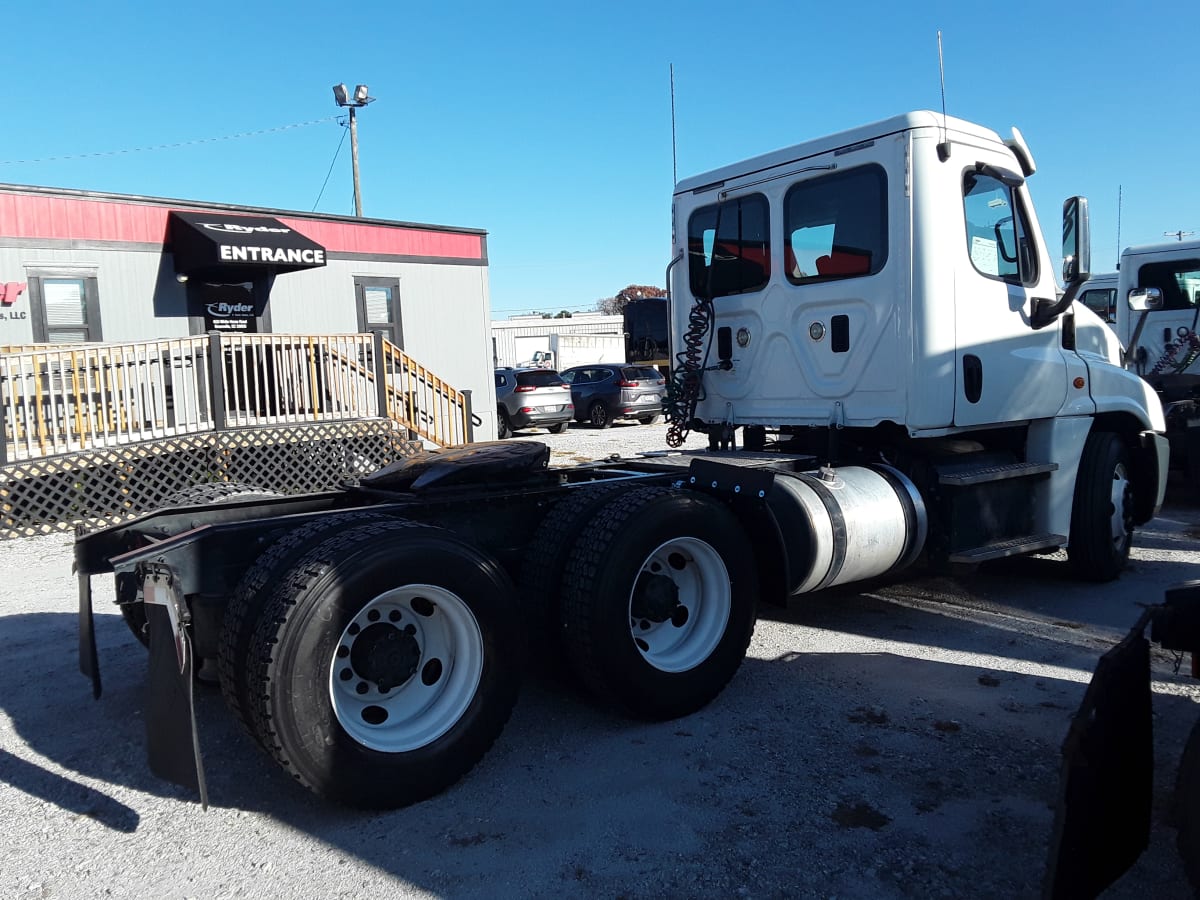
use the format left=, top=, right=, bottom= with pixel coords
left=670, top=63, right=678, bottom=186
left=936, top=30, right=951, bottom=162
left=1116, top=184, right=1122, bottom=268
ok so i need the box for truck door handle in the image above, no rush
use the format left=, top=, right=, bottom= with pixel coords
left=963, top=354, right=983, bottom=403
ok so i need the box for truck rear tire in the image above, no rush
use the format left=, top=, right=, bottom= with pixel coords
left=244, top=520, right=522, bottom=808
left=559, top=486, right=757, bottom=720
left=1068, top=431, right=1134, bottom=582
left=218, top=510, right=400, bottom=743
left=518, top=481, right=630, bottom=672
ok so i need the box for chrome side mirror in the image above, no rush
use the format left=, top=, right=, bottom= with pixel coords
left=1128, top=287, right=1163, bottom=312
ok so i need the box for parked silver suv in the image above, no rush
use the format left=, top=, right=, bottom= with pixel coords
left=494, top=367, right=574, bottom=438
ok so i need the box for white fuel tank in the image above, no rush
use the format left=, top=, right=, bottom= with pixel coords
left=766, top=465, right=927, bottom=595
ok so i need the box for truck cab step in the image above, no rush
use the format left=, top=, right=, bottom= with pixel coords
left=948, top=533, right=1066, bottom=564
left=938, top=461, right=1058, bottom=486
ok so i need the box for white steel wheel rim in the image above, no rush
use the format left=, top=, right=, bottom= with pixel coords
left=328, top=584, right=484, bottom=753
left=627, top=536, right=731, bottom=673
left=1109, top=461, right=1133, bottom=551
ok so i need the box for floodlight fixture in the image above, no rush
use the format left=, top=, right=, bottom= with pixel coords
left=329, top=82, right=376, bottom=216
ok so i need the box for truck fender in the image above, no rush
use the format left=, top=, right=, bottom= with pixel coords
left=722, top=498, right=791, bottom=609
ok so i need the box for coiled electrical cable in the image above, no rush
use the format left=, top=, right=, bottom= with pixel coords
left=1149, top=327, right=1200, bottom=376
left=665, top=295, right=714, bottom=447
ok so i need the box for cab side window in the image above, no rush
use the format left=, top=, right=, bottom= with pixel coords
left=1135, top=259, right=1200, bottom=311
left=784, top=165, right=888, bottom=284
left=963, top=172, right=1039, bottom=286
left=687, top=193, right=770, bottom=299
left=1079, top=287, right=1117, bottom=322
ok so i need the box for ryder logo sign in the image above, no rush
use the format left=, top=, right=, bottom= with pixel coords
left=201, top=222, right=291, bottom=235
left=205, top=302, right=255, bottom=317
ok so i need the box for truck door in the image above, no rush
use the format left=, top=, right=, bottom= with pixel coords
left=953, top=164, right=1069, bottom=426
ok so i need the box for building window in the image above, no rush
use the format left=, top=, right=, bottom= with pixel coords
left=784, top=165, right=888, bottom=284
left=28, top=274, right=103, bottom=343
left=687, top=193, right=770, bottom=299
left=355, top=277, right=403, bottom=348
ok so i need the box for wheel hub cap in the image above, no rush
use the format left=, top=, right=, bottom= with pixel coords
left=350, top=623, right=420, bottom=692
left=631, top=571, right=679, bottom=623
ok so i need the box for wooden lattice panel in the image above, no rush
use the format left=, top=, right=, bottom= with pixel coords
left=0, top=421, right=421, bottom=538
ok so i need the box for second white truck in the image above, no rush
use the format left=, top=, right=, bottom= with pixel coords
left=1081, top=240, right=1200, bottom=494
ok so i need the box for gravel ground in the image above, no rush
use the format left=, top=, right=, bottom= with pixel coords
left=1, top=420, right=1198, bottom=899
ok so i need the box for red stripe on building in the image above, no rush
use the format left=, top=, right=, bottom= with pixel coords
left=0, top=193, right=171, bottom=243
left=0, top=191, right=484, bottom=260
left=276, top=217, right=483, bottom=259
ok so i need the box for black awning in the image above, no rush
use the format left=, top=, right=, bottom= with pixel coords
left=168, top=210, right=327, bottom=280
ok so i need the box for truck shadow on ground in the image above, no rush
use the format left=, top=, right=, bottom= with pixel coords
left=1, top=587, right=1197, bottom=898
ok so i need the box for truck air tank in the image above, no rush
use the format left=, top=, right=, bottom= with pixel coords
left=766, top=465, right=927, bottom=595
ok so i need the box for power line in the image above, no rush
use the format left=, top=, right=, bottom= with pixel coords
left=311, top=119, right=349, bottom=211
left=0, top=116, right=340, bottom=166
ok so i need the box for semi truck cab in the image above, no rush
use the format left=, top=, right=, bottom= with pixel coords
left=667, top=111, right=1168, bottom=572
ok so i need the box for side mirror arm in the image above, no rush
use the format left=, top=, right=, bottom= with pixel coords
left=1032, top=280, right=1083, bottom=330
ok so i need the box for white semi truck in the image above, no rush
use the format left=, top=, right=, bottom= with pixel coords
left=1079, top=240, right=1200, bottom=494
left=75, top=111, right=1169, bottom=819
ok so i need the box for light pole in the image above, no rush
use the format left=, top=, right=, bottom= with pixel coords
left=332, top=83, right=374, bottom=217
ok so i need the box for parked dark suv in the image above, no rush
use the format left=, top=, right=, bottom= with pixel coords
left=494, top=367, right=574, bottom=438
left=560, top=364, right=666, bottom=428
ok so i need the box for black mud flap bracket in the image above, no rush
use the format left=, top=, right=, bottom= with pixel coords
left=141, top=565, right=208, bottom=810
left=685, top=458, right=775, bottom=502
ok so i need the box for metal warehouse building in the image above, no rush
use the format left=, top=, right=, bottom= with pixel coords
left=0, top=183, right=499, bottom=437
left=490, top=313, right=624, bottom=368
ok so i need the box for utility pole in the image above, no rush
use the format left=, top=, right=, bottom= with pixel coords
left=1164, top=230, right=1196, bottom=242
left=332, top=84, right=375, bottom=217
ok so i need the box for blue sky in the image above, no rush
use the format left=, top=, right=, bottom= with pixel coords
left=5, top=1, right=1197, bottom=317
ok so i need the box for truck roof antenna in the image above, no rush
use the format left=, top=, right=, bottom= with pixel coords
left=670, top=63, right=678, bottom=187
left=936, top=31, right=951, bottom=162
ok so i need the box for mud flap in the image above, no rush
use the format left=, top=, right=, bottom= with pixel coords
left=77, top=573, right=101, bottom=699
left=144, top=584, right=208, bottom=810
left=1175, top=717, right=1200, bottom=892
left=1043, top=631, right=1152, bottom=899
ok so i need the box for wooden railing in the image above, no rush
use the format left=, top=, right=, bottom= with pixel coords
left=0, top=333, right=473, bottom=463
left=377, top=336, right=472, bottom=447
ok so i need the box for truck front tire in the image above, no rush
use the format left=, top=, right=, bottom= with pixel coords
left=559, top=486, right=757, bottom=720
left=244, top=520, right=522, bottom=808
left=1068, top=431, right=1134, bottom=582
